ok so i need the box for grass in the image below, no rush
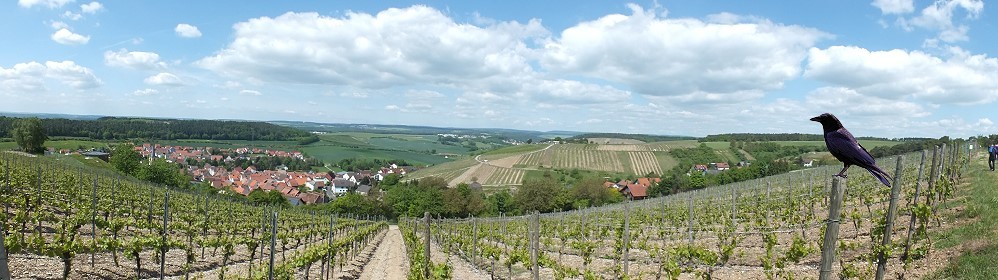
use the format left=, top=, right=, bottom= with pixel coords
left=0, top=139, right=113, bottom=151
left=299, top=145, right=452, bottom=166
left=927, top=157, right=998, bottom=279
left=770, top=140, right=900, bottom=149
left=479, top=143, right=547, bottom=156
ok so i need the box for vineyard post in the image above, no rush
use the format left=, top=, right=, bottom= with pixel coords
left=926, top=147, right=940, bottom=207
left=875, top=156, right=904, bottom=280
left=472, top=216, right=478, bottom=265
left=324, top=213, right=334, bottom=280
left=765, top=181, right=772, bottom=224
left=0, top=221, right=9, bottom=280
left=730, top=185, right=736, bottom=222
left=531, top=211, right=540, bottom=280
left=687, top=192, right=694, bottom=245
left=937, top=143, right=946, bottom=202
left=160, top=191, right=170, bottom=280
left=423, top=212, right=431, bottom=279
left=268, top=211, right=277, bottom=280
left=91, top=176, right=98, bottom=268
left=902, top=150, right=928, bottom=262
left=623, top=199, right=631, bottom=278
left=35, top=166, right=41, bottom=232
left=819, top=177, right=846, bottom=280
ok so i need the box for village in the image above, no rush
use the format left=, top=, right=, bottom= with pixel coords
left=132, top=143, right=414, bottom=205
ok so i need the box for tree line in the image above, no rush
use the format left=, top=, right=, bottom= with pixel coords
left=0, top=116, right=310, bottom=141
left=701, top=133, right=891, bottom=142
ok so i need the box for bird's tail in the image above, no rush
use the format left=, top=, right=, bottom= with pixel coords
left=868, top=166, right=893, bottom=188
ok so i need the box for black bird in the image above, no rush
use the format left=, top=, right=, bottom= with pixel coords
left=810, top=113, right=893, bottom=187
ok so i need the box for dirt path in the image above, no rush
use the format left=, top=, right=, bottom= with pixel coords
left=429, top=237, right=489, bottom=279
left=359, top=225, right=408, bottom=280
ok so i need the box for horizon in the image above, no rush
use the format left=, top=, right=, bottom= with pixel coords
left=2, top=1, right=997, bottom=139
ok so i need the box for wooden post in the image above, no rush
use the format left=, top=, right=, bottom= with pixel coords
left=875, top=156, right=904, bottom=280
left=268, top=211, right=277, bottom=280
left=423, top=212, right=431, bottom=279
left=531, top=211, right=540, bottom=280
left=819, top=177, right=846, bottom=280
left=927, top=147, right=940, bottom=205
left=688, top=192, right=694, bottom=245
left=903, top=150, right=928, bottom=261
left=472, top=216, right=478, bottom=266
left=623, top=200, right=631, bottom=278
left=731, top=185, right=737, bottom=223
left=91, top=176, right=98, bottom=268
left=0, top=221, right=9, bottom=280
left=160, top=191, right=169, bottom=280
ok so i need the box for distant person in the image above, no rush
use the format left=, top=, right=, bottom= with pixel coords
left=989, top=144, right=997, bottom=171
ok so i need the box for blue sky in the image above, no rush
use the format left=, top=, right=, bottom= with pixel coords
left=2, top=0, right=997, bottom=138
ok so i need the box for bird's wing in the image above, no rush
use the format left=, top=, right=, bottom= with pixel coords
left=825, top=129, right=877, bottom=168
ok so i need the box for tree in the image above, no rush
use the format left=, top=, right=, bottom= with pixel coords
left=110, top=144, right=142, bottom=176
left=12, top=117, right=47, bottom=154
left=137, top=159, right=188, bottom=188
left=248, top=189, right=290, bottom=206
left=514, top=177, right=562, bottom=213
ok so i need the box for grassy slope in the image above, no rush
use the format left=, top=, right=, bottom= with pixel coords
left=929, top=156, right=998, bottom=279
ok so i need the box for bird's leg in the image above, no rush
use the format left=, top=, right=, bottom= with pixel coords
left=835, top=164, right=851, bottom=178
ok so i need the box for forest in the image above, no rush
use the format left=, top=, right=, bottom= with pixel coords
left=0, top=116, right=310, bottom=141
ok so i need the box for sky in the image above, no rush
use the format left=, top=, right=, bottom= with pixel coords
left=1, top=0, right=997, bottom=138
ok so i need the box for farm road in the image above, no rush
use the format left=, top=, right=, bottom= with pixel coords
left=359, top=225, right=408, bottom=280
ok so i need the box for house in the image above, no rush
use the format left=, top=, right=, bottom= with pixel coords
left=715, top=162, right=730, bottom=171
left=802, top=159, right=814, bottom=168
left=356, top=185, right=373, bottom=195
left=82, top=151, right=110, bottom=162
left=620, top=183, right=648, bottom=200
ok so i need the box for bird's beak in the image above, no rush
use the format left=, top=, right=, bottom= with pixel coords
left=809, top=116, right=820, bottom=122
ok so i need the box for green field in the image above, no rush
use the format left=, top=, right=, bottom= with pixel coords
left=0, top=139, right=112, bottom=151
left=300, top=145, right=454, bottom=167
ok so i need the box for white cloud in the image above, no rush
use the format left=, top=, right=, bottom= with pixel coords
left=872, top=0, right=914, bottom=14
left=104, top=49, right=165, bottom=69
left=49, top=21, right=69, bottom=30
left=197, top=6, right=547, bottom=88
left=18, top=0, right=74, bottom=9
left=899, top=0, right=984, bottom=43
left=405, top=90, right=445, bottom=100
left=804, top=87, right=928, bottom=117
left=144, top=72, right=184, bottom=86
left=1, top=60, right=101, bottom=92
left=340, top=92, right=369, bottom=98
left=385, top=105, right=400, bottom=111
left=540, top=4, right=827, bottom=99
left=80, top=1, right=102, bottom=14
left=132, top=88, right=158, bottom=96
left=175, top=23, right=202, bottom=38
left=804, top=45, right=998, bottom=105
left=62, top=11, right=82, bottom=20
left=51, top=28, right=89, bottom=45
left=239, top=89, right=261, bottom=96
left=45, top=61, right=102, bottom=89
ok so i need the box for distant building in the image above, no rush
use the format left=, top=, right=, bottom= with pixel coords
left=82, top=151, right=110, bottom=162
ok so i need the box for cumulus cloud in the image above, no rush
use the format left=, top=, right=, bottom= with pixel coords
left=132, top=88, right=158, bottom=96
left=898, top=0, right=984, bottom=43
left=144, top=72, right=184, bottom=86
left=49, top=21, right=69, bottom=30
left=18, top=0, right=74, bottom=9
left=239, top=89, right=261, bottom=96
left=62, top=11, right=82, bottom=20
left=104, top=49, right=165, bottom=69
left=51, top=28, right=89, bottom=45
left=175, top=23, right=202, bottom=38
left=872, top=0, right=914, bottom=14
left=197, top=6, right=547, bottom=88
left=540, top=4, right=827, bottom=99
left=804, top=45, right=998, bottom=105
left=804, top=87, right=928, bottom=117
left=405, top=90, right=445, bottom=100
left=80, top=1, right=104, bottom=14
left=80, top=1, right=102, bottom=14
left=1, top=60, right=101, bottom=91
